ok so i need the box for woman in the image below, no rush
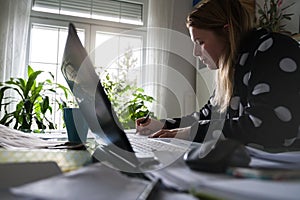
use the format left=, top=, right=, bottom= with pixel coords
left=136, top=0, right=300, bottom=149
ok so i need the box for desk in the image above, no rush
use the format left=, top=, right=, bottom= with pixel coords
left=4, top=157, right=300, bottom=200
left=1, top=127, right=300, bottom=199
left=0, top=148, right=91, bottom=172
left=0, top=129, right=94, bottom=172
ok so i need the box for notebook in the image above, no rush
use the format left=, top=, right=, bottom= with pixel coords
left=61, top=23, right=194, bottom=172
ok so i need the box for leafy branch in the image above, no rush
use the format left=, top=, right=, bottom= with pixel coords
left=257, top=0, right=295, bottom=32
left=0, top=65, right=71, bottom=132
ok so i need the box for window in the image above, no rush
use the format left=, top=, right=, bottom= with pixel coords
left=28, top=0, right=148, bottom=130
left=94, top=31, right=143, bottom=86
left=29, top=24, right=85, bottom=85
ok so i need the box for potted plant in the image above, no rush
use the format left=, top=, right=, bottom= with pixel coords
left=257, top=0, right=295, bottom=33
left=103, top=73, right=155, bottom=129
left=0, top=65, right=71, bottom=132
left=100, top=49, right=155, bottom=129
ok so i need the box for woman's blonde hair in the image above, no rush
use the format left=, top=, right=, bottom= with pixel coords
left=186, top=0, right=254, bottom=112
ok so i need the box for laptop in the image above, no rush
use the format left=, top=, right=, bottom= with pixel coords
left=61, top=23, right=194, bottom=172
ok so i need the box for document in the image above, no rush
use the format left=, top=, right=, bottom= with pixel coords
left=202, top=179, right=300, bottom=200
left=150, top=154, right=300, bottom=200
left=247, top=146, right=300, bottom=169
left=0, top=124, right=64, bottom=149
left=12, top=163, right=157, bottom=200
left=246, top=146, right=300, bottom=163
left=149, top=158, right=231, bottom=192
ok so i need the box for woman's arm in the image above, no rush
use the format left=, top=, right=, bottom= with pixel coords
left=162, top=96, right=214, bottom=129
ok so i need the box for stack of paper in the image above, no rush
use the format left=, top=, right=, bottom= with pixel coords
left=247, top=146, right=300, bottom=169
left=0, top=124, right=64, bottom=149
left=149, top=148, right=300, bottom=200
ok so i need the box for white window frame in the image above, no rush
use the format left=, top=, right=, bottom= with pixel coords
left=90, top=24, right=147, bottom=78
left=28, top=13, right=148, bottom=83
left=27, top=1, right=148, bottom=130
left=29, top=0, right=148, bottom=62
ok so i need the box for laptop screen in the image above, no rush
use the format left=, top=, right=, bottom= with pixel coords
left=61, top=23, right=136, bottom=157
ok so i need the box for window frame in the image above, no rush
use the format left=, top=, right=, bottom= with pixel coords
left=90, top=24, right=147, bottom=79
left=28, top=13, right=148, bottom=82
left=27, top=1, right=148, bottom=130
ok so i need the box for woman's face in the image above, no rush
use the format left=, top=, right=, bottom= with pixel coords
left=189, top=27, right=226, bottom=70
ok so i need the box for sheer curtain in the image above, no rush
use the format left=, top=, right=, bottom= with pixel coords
left=0, top=0, right=32, bottom=82
left=145, top=0, right=175, bottom=118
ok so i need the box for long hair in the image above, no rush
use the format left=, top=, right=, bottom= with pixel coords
left=186, top=0, right=254, bottom=112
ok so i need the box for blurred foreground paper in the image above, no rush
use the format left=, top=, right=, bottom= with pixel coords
left=12, top=163, right=155, bottom=200
left=0, top=124, right=64, bottom=149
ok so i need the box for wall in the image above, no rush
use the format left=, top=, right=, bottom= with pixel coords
left=161, top=0, right=197, bottom=118
left=166, top=0, right=215, bottom=114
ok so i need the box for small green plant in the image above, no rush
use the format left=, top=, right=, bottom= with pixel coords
left=103, top=73, right=154, bottom=129
left=100, top=48, right=155, bottom=129
left=0, top=65, right=70, bottom=132
left=257, top=0, right=295, bottom=32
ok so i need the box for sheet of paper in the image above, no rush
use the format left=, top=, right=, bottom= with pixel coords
left=150, top=158, right=230, bottom=192
left=203, top=179, right=300, bottom=200
left=0, top=124, right=64, bottom=149
left=12, top=163, right=155, bottom=200
left=250, top=157, right=300, bottom=169
left=150, top=157, right=300, bottom=200
left=247, top=146, right=300, bottom=163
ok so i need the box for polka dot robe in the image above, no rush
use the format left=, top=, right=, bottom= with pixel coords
left=163, top=28, right=300, bottom=148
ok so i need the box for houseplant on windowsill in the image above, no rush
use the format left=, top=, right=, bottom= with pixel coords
left=103, top=73, right=155, bottom=129
left=100, top=49, right=155, bottom=129
left=0, top=65, right=71, bottom=132
left=257, top=0, right=295, bottom=34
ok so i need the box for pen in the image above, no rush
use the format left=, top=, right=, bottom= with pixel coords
left=140, top=112, right=150, bottom=124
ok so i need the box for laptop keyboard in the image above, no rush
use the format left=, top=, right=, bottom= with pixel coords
left=127, top=134, right=191, bottom=154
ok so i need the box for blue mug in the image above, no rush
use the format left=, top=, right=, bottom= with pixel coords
left=63, top=108, right=88, bottom=143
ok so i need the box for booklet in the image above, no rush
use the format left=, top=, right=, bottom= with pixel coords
left=11, top=163, right=159, bottom=200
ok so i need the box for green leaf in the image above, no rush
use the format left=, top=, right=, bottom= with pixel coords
left=28, top=65, right=34, bottom=76
left=0, top=86, right=11, bottom=108
left=24, top=70, right=43, bottom=98
left=41, top=96, right=50, bottom=114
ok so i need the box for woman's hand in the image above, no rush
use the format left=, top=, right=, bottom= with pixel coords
left=149, top=127, right=191, bottom=140
left=135, top=118, right=164, bottom=135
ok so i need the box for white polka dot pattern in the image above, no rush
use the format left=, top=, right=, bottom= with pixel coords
left=230, top=96, right=240, bottom=110
left=259, top=34, right=269, bottom=40
left=239, top=53, right=249, bottom=66
left=252, top=83, right=270, bottom=95
left=202, top=108, right=209, bottom=117
left=212, top=130, right=222, bottom=139
left=279, top=58, right=297, bottom=72
left=258, top=38, right=273, bottom=52
left=243, top=72, right=251, bottom=86
left=274, top=106, right=292, bottom=122
left=284, top=137, right=296, bottom=146
left=239, top=103, right=244, bottom=116
left=249, top=115, right=262, bottom=127
left=187, top=28, right=300, bottom=147
left=192, top=112, right=200, bottom=119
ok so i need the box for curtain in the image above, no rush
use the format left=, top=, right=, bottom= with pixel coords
left=145, top=0, right=175, bottom=118
left=0, top=0, right=32, bottom=82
